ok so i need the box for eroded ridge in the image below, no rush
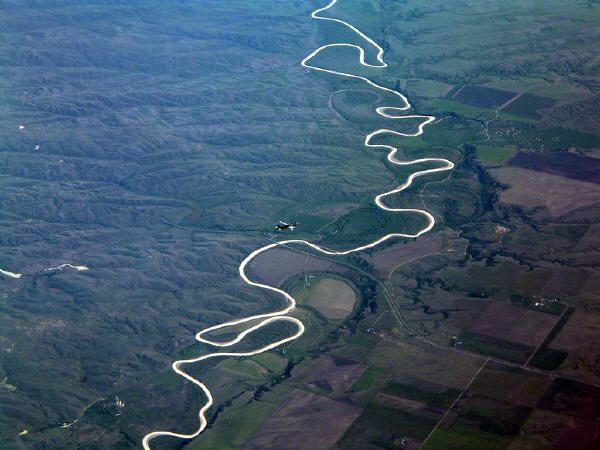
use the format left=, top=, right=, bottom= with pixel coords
left=142, top=1, right=454, bottom=447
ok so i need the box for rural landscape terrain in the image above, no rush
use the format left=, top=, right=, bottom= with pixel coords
left=1, top=0, right=600, bottom=449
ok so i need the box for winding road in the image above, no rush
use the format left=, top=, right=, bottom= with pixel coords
left=142, top=1, right=454, bottom=448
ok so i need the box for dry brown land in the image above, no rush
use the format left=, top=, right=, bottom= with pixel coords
left=574, top=223, right=600, bottom=251
left=467, top=302, right=556, bottom=348
left=469, top=363, right=553, bottom=408
left=243, top=389, right=361, bottom=450
left=470, top=302, right=523, bottom=337
left=369, top=233, right=444, bottom=278
left=491, top=167, right=600, bottom=217
left=375, top=392, right=445, bottom=416
left=549, top=310, right=600, bottom=381
left=304, top=278, right=357, bottom=320
left=248, top=247, right=349, bottom=287
left=507, top=409, right=572, bottom=450
left=301, top=355, right=367, bottom=396
left=507, top=310, right=559, bottom=347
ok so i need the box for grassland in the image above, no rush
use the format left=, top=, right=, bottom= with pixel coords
left=426, top=99, right=538, bottom=124
left=299, top=276, right=358, bottom=320
left=422, top=423, right=509, bottom=450
left=476, top=145, right=517, bottom=165
left=502, top=93, right=556, bottom=119
left=491, top=166, right=600, bottom=217
left=350, top=367, right=384, bottom=391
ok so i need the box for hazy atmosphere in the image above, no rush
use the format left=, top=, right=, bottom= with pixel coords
left=1, top=1, right=599, bottom=449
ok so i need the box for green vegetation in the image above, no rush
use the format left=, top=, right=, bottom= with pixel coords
left=452, top=85, right=515, bottom=108
left=423, top=423, right=509, bottom=450
left=291, top=275, right=358, bottom=321
left=476, top=145, right=517, bottom=164
left=459, top=331, right=534, bottom=363
left=218, top=353, right=287, bottom=380
left=502, top=93, right=556, bottom=119
left=347, top=333, right=378, bottom=349
left=426, top=98, right=537, bottom=123
left=350, top=367, right=384, bottom=391
left=340, top=403, right=439, bottom=443
left=187, top=384, right=294, bottom=449
left=428, top=98, right=495, bottom=115
left=320, top=206, right=429, bottom=248
left=383, top=383, right=461, bottom=409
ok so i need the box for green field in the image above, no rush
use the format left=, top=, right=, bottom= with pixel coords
left=476, top=145, right=517, bottom=164
left=423, top=423, right=509, bottom=450
left=350, top=367, right=384, bottom=391
left=427, top=98, right=538, bottom=124
left=383, top=383, right=461, bottom=409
